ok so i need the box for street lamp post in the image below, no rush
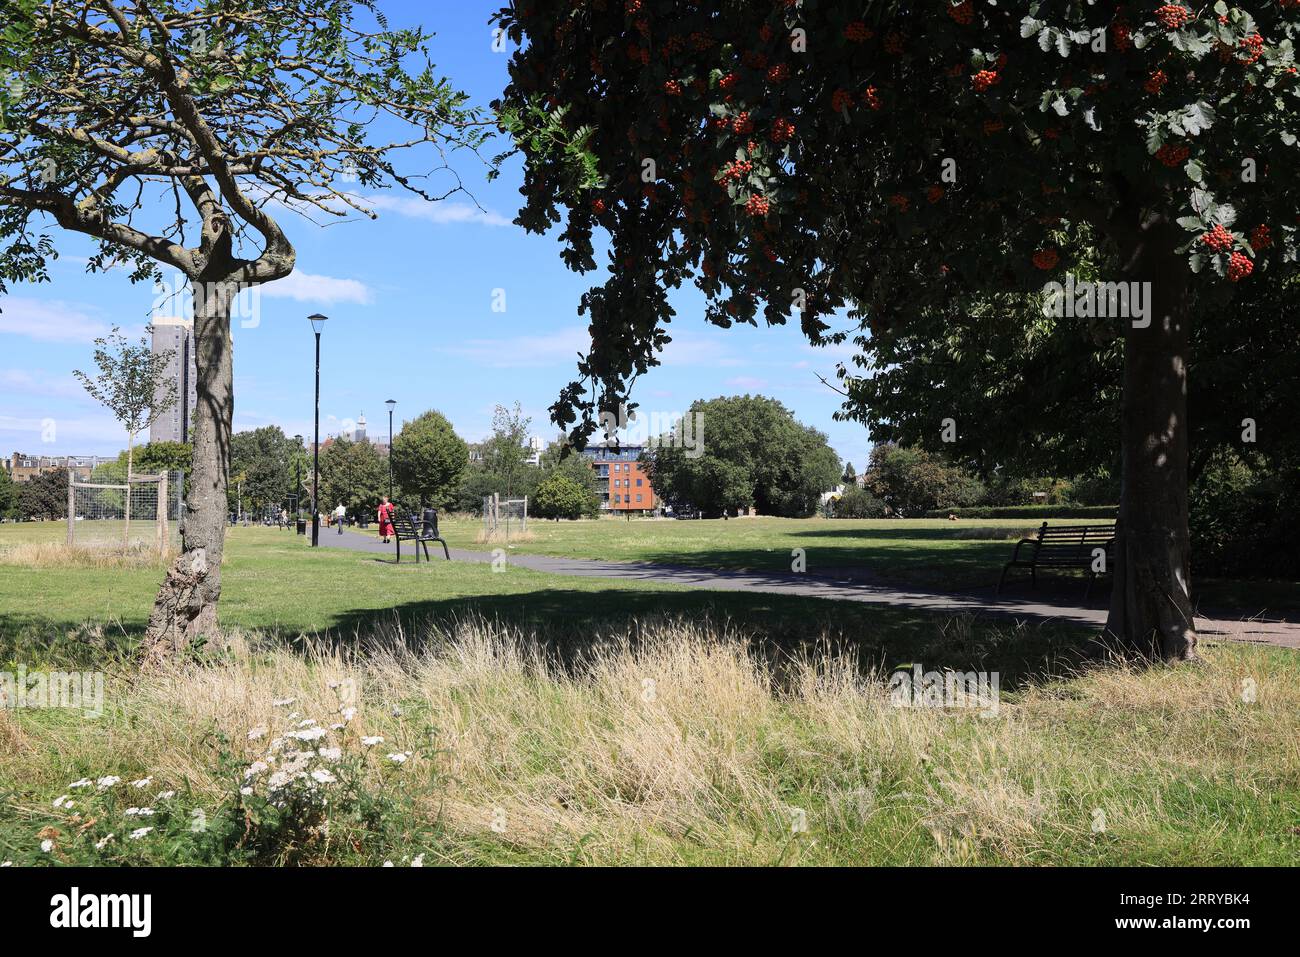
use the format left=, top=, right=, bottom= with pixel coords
left=385, top=398, right=396, bottom=501
left=309, top=313, right=328, bottom=546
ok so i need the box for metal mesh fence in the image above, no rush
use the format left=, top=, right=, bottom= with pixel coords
left=68, top=471, right=184, bottom=554
left=482, top=493, right=528, bottom=540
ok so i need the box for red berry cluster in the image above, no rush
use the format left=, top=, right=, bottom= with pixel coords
left=591, top=198, right=606, bottom=214
left=1112, top=23, right=1133, bottom=52
left=744, top=194, right=770, bottom=217
left=863, top=86, right=882, bottom=110
left=1144, top=70, right=1168, bottom=93
left=1155, top=143, right=1190, bottom=167
left=624, top=0, right=641, bottom=14
left=1250, top=224, right=1272, bottom=249
left=971, top=69, right=999, bottom=92
left=732, top=111, right=753, bottom=134
left=1227, top=251, right=1253, bottom=281
left=831, top=89, right=853, bottom=112
left=1238, top=33, right=1264, bottom=65
left=767, top=63, right=789, bottom=83
left=947, top=1, right=974, bottom=25
left=1155, top=5, right=1192, bottom=30
left=926, top=185, right=944, bottom=204
left=844, top=21, right=872, bottom=43
left=883, top=32, right=904, bottom=55
left=1201, top=223, right=1234, bottom=251
left=663, top=79, right=683, bottom=96
left=769, top=116, right=796, bottom=142
left=1033, top=248, right=1060, bottom=271
left=717, top=158, right=754, bottom=184
left=719, top=72, right=738, bottom=91
left=888, top=193, right=910, bottom=212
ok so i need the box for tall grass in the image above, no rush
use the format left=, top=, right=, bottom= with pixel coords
left=2, top=614, right=1297, bottom=866
left=0, top=541, right=170, bottom=570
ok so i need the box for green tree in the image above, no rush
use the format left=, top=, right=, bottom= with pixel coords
left=319, top=438, right=387, bottom=521
left=532, top=473, right=598, bottom=520
left=73, top=326, right=176, bottom=544
left=391, top=410, right=468, bottom=509
left=136, top=441, right=192, bottom=477
left=17, top=467, right=67, bottom=520
left=832, top=485, right=887, bottom=519
left=863, top=445, right=984, bottom=518
left=495, top=2, right=1300, bottom=659
left=229, top=427, right=299, bottom=515
left=538, top=437, right=602, bottom=504
left=1, top=1, right=487, bottom=657
left=842, top=462, right=856, bottom=485
left=0, top=465, right=16, bottom=518
left=644, top=395, right=840, bottom=517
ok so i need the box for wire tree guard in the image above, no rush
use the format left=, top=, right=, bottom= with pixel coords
left=482, top=493, right=528, bottom=541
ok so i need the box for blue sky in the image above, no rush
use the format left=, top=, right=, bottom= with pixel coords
left=0, top=2, right=870, bottom=469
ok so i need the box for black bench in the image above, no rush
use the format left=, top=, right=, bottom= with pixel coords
left=391, top=509, right=450, bottom=563
left=997, top=521, right=1116, bottom=598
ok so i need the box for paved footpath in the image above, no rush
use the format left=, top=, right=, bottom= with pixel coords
left=322, top=530, right=1300, bottom=649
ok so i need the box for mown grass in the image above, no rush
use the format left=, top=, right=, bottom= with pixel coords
left=1, top=615, right=1295, bottom=867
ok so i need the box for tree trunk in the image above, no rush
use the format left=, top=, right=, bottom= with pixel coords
left=139, top=275, right=236, bottom=664
left=124, top=435, right=134, bottom=548
left=1105, top=216, right=1197, bottom=661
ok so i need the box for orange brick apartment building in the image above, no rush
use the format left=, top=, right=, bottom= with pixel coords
left=580, top=444, right=659, bottom=515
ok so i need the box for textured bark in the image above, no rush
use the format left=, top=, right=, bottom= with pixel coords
left=1105, top=216, right=1197, bottom=661
left=139, top=274, right=236, bottom=664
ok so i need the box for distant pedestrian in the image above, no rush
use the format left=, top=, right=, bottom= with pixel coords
left=334, top=502, right=346, bottom=534
left=378, top=496, right=395, bottom=544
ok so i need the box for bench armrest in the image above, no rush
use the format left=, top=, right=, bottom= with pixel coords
left=1009, top=538, right=1038, bottom=562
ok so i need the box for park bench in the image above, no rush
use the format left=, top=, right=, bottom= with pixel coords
left=997, top=521, right=1117, bottom=599
left=391, top=509, right=451, bottom=563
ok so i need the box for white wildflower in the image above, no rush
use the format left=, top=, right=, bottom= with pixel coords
left=287, top=726, right=327, bottom=742
left=131, top=777, right=153, bottom=789
left=129, top=827, right=153, bottom=840
left=156, top=791, right=176, bottom=801
left=296, top=718, right=318, bottom=728
left=387, top=752, right=410, bottom=765
left=247, top=727, right=268, bottom=741
left=244, top=761, right=269, bottom=779
left=310, top=769, right=337, bottom=785
left=94, top=835, right=115, bottom=850
left=361, top=736, right=384, bottom=747
left=68, top=779, right=92, bottom=790
left=52, top=795, right=71, bottom=808
left=272, top=698, right=295, bottom=707
left=240, top=787, right=254, bottom=797
left=340, top=707, right=357, bottom=722
left=383, top=861, right=394, bottom=867
left=124, top=807, right=155, bottom=817
left=318, top=747, right=342, bottom=762
left=96, top=776, right=121, bottom=791
left=41, top=839, right=54, bottom=853
left=411, top=855, right=425, bottom=868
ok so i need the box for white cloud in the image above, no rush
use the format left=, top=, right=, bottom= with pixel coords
left=0, top=297, right=112, bottom=344
left=261, top=269, right=374, bottom=306
left=439, top=325, right=592, bottom=369
left=342, top=193, right=513, bottom=228
left=725, top=376, right=769, bottom=391
left=0, top=369, right=86, bottom=400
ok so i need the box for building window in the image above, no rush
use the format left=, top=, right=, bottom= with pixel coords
left=636, top=494, right=643, bottom=503
left=636, top=479, right=643, bottom=486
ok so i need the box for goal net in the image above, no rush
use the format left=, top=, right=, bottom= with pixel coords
left=68, top=471, right=184, bottom=554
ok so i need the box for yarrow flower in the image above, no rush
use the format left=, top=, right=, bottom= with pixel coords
left=361, top=736, right=384, bottom=747
left=248, top=727, right=268, bottom=741
left=129, top=827, right=153, bottom=840
left=387, top=752, right=411, bottom=764
left=131, top=777, right=153, bottom=789
left=96, top=776, right=121, bottom=791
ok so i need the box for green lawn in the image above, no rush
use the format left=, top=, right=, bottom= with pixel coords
left=373, top=514, right=1300, bottom=612
left=1, top=522, right=1298, bottom=867
left=0, top=524, right=1092, bottom=686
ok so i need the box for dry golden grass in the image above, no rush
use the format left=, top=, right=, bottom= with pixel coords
left=0, top=541, right=171, bottom=570
left=4, top=615, right=1297, bottom=865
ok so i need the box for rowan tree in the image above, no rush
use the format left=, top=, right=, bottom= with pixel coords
left=495, top=0, right=1300, bottom=659
left=0, top=0, right=487, bottom=659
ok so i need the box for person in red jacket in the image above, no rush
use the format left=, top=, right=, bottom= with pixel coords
left=377, top=496, right=395, bottom=544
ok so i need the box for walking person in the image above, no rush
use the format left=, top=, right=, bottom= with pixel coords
left=334, top=502, right=346, bottom=535
left=377, top=495, right=395, bottom=544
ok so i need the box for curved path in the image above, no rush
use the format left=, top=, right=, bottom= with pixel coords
left=320, top=530, right=1300, bottom=649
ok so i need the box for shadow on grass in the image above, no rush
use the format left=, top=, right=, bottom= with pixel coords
left=1, top=584, right=1103, bottom=692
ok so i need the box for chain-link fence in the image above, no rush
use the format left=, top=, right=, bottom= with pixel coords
left=482, top=493, right=528, bottom=540
left=68, top=471, right=184, bottom=554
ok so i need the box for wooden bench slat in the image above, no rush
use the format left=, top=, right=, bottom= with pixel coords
left=997, top=520, right=1116, bottom=598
